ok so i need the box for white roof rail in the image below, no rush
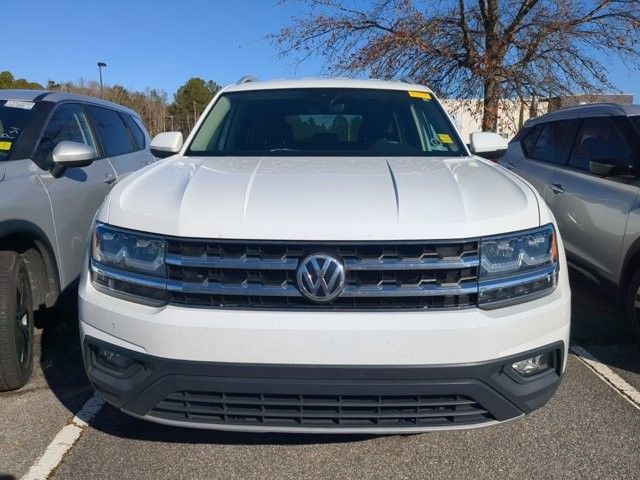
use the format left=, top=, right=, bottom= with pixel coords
left=237, top=75, right=259, bottom=85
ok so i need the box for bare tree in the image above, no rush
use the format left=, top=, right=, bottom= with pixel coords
left=271, top=0, right=640, bottom=131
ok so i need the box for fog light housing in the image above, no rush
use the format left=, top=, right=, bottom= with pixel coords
left=512, top=353, right=552, bottom=377
left=96, top=347, right=134, bottom=371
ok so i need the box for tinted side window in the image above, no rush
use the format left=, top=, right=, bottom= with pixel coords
left=568, top=117, right=634, bottom=171
left=87, top=106, right=134, bottom=157
left=35, top=104, right=97, bottom=164
left=521, top=125, right=542, bottom=156
left=527, top=121, right=573, bottom=165
left=121, top=114, right=146, bottom=150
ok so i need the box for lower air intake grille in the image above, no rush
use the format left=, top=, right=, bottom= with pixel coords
left=149, top=391, right=494, bottom=429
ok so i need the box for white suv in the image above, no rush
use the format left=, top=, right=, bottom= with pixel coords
left=79, top=78, right=571, bottom=434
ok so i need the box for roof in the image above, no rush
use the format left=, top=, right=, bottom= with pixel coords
left=525, top=102, right=640, bottom=127
left=223, top=77, right=434, bottom=94
left=0, top=89, right=140, bottom=117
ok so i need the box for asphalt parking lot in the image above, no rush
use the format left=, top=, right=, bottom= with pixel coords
left=1, top=273, right=639, bottom=480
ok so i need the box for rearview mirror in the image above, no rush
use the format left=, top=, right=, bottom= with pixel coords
left=469, top=132, right=508, bottom=159
left=150, top=132, right=183, bottom=158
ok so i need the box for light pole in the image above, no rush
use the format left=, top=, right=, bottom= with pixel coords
left=97, top=62, right=107, bottom=98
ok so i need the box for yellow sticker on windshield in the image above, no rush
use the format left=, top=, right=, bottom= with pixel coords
left=408, top=90, right=432, bottom=100
left=438, top=134, right=453, bottom=144
left=0, top=141, right=12, bottom=151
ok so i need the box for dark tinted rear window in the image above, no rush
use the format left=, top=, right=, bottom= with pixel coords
left=521, top=125, right=542, bottom=156
left=87, top=106, right=134, bottom=157
left=568, top=117, right=634, bottom=171
left=121, top=114, right=146, bottom=150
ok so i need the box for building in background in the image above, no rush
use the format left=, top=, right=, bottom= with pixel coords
left=443, top=94, right=633, bottom=143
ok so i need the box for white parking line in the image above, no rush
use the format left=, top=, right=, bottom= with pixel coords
left=20, top=393, right=105, bottom=480
left=571, top=344, right=640, bottom=411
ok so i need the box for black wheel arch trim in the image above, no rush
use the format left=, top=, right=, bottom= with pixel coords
left=0, top=220, right=61, bottom=308
left=621, top=235, right=640, bottom=290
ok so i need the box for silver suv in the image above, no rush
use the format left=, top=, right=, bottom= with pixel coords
left=0, top=90, right=155, bottom=390
left=500, top=103, right=640, bottom=339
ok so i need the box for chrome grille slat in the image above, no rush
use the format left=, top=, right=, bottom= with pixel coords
left=165, top=279, right=478, bottom=297
left=165, top=252, right=479, bottom=271
left=164, top=238, right=479, bottom=310
left=165, top=253, right=298, bottom=270
left=344, top=256, right=478, bottom=270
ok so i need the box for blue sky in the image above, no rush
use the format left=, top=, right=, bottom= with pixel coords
left=6, top=0, right=640, bottom=102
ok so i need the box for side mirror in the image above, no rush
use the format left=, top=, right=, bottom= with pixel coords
left=589, top=160, right=616, bottom=177
left=589, top=159, right=637, bottom=178
left=469, top=132, right=508, bottom=159
left=50, top=141, right=96, bottom=177
left=150, top=132, right=183, bottom=158
left=52, top=141, right=96, bottom=167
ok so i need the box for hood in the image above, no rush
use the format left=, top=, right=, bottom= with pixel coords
left=104, top=156, right=540, bottom=240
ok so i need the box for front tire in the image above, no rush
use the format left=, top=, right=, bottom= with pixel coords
left=0, top=251, right=34, bottom=391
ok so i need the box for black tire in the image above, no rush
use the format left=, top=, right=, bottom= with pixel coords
left=0, top=251, right=34, bottom=391
left=626, top=270, right=640, bottom=343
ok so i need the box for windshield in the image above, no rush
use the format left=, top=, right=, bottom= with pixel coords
left=0, top=100, right=35, bottom=161
left=187, top=88, right=465, bottom=157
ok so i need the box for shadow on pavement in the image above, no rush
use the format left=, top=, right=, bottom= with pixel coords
left=38, top=270, right=639, bottom=443
left=569, top=272, right=640, bottom=376
left=569, top=273, right=637, bottom=347
left=38, top=290, right=93, bottom=416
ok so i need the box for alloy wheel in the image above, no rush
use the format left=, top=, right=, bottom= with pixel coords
left=15, top=272, right=30, bottom=369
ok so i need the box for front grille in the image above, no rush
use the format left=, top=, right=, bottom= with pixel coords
left=165, top=239, right=479, bottom=310
left=149, top=391, right=493, bottom=429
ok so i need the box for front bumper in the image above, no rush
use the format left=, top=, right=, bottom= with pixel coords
left=79, top=266, right=570, bottom=433
left=83, top=336, right=563, bottom=434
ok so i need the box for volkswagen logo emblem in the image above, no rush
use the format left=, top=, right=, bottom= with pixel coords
left=296, top=253, right=346, bottom=303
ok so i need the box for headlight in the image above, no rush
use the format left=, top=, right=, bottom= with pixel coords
left=92, top=223, right=166, bottom=275
left=478, top=224, right=559, bottom=309
left=90, top=223, right=168, bottom=305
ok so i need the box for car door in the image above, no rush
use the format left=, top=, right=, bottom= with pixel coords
left=34, top=102, right=118, bottom=287
left=86, top=105, right=153, bottom=180
left=504, top=120, right=577, bottom=203
left=546, top=116, right=640, bottom=283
